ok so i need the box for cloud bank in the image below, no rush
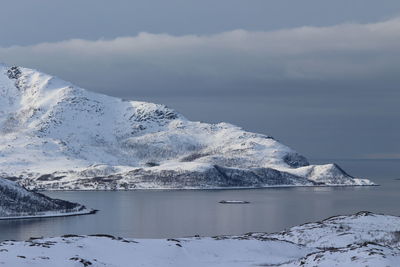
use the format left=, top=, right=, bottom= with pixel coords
left=1, top=18, right=400, bottom=97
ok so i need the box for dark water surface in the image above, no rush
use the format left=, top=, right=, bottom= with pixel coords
left=1, top=159, right=399, bottom=241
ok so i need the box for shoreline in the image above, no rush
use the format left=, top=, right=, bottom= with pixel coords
left=0, top=209, right=97, bottom=221
left=36, top=183, right=378, bottom=192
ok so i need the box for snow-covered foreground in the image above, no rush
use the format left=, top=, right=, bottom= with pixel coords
left=1, top=212, right=399, bottom=266
left=0, top=65, right=373, bottom=190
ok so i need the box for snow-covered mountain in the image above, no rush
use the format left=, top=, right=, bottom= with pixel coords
left=0, top=178, right=91, bottom=219
left=0, top=212, right=399, bottom=266
left=0, top=64, right=373, bottom=190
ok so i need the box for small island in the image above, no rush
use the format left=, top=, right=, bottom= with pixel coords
left=219, top=200, right=250, bottom=204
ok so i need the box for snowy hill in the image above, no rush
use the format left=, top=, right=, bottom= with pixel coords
left=0, top=178, right=91, bottom=219
left=0, top=65, right=373, bottom=190
left=0, top=212, right=399, bottom=266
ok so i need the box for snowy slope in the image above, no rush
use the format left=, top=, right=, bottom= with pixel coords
left=0, top=178, right=91, bottom=218
left=0, top=65, right=373, bottom=190
left=0, top=212, right=398, bottom=266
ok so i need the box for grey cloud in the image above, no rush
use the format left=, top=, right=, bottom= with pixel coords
left=0, top=18, right=400, bottom=97
left=2, top=0, right=400, bottom=47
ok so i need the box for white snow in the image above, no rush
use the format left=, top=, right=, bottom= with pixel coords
left=0, top=212, right=398, bottom=266
left=0, top=65, right=374, bottom=189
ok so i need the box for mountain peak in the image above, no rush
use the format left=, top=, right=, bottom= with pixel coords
left=0, top=66, right=373, bottom=190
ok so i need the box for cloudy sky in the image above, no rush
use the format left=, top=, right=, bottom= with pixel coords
left=1, top=0, right=400, bottom=160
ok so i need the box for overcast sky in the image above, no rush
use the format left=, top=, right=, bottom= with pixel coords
left=1, top=0, right=400, bottom=160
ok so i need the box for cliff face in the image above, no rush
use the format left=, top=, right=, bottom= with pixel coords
left=0, top=65, right=373, bottom=190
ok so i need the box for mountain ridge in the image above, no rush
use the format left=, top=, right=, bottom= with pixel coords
left=0, top=65, right=373, bottom=190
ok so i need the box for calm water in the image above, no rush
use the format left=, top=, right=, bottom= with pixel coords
left=0, top=159, right=399, bottom=241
